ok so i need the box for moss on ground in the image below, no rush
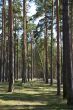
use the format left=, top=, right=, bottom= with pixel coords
left=0, top=79, right=72, bottom=110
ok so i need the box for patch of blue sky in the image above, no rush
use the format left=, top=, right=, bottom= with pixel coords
left=27, top=1, right=43, bottom=25
left=27, top=2, right=36, bottom=16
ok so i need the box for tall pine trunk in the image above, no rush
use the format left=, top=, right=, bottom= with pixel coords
left=44, top=12, right=48, bottom=84
left=31, top=31, right=34, bottom=80
left=22, top=0, right=27, bottom=83
left=56, top=0, right=60, bottom=95
left=63, top=0, right=73, bottom=104
left=27, top=40, right=29, bottom=81
left=8, top=0, right=14, bottom=92
left=2, top=0, right=6, bottom=82
left=50, top=0, right=54, bottom=85
left=62, top=0, right=67, bottom=98
left=16, top=36, right=19, bottom=80
left=14, top=17, right=16, bottom=80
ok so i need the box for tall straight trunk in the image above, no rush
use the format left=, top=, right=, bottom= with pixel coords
left=62, top=0, right=68, bottom=99
left=67, top=0, right=73, bottom=104
left=2, top=0, right=6, bottom=82
left=31, top=31, right=34, bottom=80
left=8, top=0, right=14, bottom=92
left=61, top=45, right=63, bottom=84
left=56, top=0, right=60, bottom=95
left=27, top=41, right=29, bottom=82
left=0, top=35, right=3, bottom=82
left=2, top=1, right=4, bottom=82
left=33, top=43, right=35, bottom=78
left=16, top=37, right=19, bottom=80
left=1, top=7, right=4, bottom=82
left=5, top=41, right=9, bottom=81
left=63, top=0, right=73, bottom=104
left=50, top=0, right=54, bottom=85
left=14, top=17, right=19, bottom=80
left=0, top=35, right=1, bottom=80
left=6, top=21, right=10, bottom=82
left=14, top=17, right=16, bottom=80
left=0, top=58, right=1, bottom=81
left=44, top=12, right=48, bottom=84
left=22, top=0, right=27, bottom=83
left=59, top=1, right=63, bottom=84
left=31, top=32, right=32, bottom=80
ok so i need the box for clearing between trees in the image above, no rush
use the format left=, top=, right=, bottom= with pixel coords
left=0, top=79, right=73, bottom=110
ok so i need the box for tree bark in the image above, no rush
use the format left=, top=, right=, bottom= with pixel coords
left=63, top=0, right=73, bottom=104
left=8, top=0, right=14, bottom=92
left=56, top=0, right=60, bottom=95
left=44, top=12, right=48, bottom=84
left=22, top=0, right=27, bottom=83
left=50, top=0, right=54, bottom=85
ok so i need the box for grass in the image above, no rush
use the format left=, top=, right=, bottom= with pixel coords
left=0, top=79, right=73, bottom=110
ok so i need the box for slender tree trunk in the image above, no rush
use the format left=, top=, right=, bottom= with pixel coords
left=0, top=58, right=1, bottom=82
left=56, top=0, right=60, bottom=95
left=14, top=17, right=16, bottom=80
left=0, top=5, right=5, bottom=81
left=5, top=41, right=9, bottom=81
left=44, top=12, right=48, bottom=84
left=62, top=0, right=68, bottom=99
left=16, top=37, right=19, bottom=80
left=8, top=0, right=14, bottom=92
left=50, top=0, right=54, bottom=85
left=59, top=0, right=63, bottom=84
left=2, top=0, right=6, bottom=82
left=22, top=0, right=27, bottom=83
left=31, top=31, right=34, bottom=80
left=61, top=46, right=63, bottom=84
left=27, top=41, right=29, bottom=82
left=0, top=34, right=2, bottom=81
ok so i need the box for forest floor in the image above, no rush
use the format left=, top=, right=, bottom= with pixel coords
left=0, top=79, right=73, bottom=110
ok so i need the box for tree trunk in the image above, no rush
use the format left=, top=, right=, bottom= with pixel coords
left=14, top=17, right=16, bottom=80
left=44, top=12, right=48, bottom=84
left=31, top=31, right=34, bottom=80
left=16, top=37, right=19, bottom=80
left=63, top=0, right=73, bottom=104
left=56, top=0, right=60, bottom=95
left=22, top=0, right=27, bottom=83
left=62, top=0, right=68, bottom=98
left=8, top=0, right=14, bottom=92
left=27, top=40, right=29, bottom=82
left=2, top=0, right=6, bottom=82
left=50, top=0, right=54, bottom=85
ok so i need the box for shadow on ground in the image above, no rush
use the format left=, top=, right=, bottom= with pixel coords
left=0, top=80, right=73, bottom=110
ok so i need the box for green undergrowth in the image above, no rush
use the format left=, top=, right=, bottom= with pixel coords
left=0, top=79, right=73, bottom=110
